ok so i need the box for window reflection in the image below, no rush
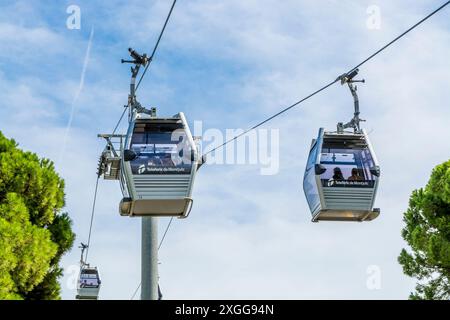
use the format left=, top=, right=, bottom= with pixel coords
left=303, top=142, right=320, bottom=211
left=79, top=270, right=100, bottom=288
left=320, top=147, right=376, bottom=188
left=130, top=125, right=193, bottom=175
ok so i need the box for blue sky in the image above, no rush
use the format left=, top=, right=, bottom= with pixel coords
left=0, top=0, right=449, bottom=299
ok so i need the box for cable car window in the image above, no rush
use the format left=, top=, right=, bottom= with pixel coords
left=79, top=270, right=100, bottom=287
left=131, top=132, right=153, bottom=156
left=79, top=278, right=99, bottom=287
left=319, top=147, right=376, bottom=188
left=361, top=148, right=375, bottom=180
left=131, top=132, right=146, bottom=144
left=130, top=125, right=193, bottom=175
left=306, top=141, right=317, bottom=170
left=303, top=141, right=320, bottom=211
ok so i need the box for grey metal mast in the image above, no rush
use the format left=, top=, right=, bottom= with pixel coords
left=141, top=217, right=158, bottom=300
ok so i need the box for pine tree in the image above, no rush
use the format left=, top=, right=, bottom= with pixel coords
left=0, top=131, right=75, bottom=299
left=398, top=159, right=450, bottom=299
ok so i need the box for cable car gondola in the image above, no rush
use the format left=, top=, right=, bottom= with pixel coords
left=76, top=266, right=101, bottom=300
left=98, top=48, right=201, bottom=218
left=303, top=70, right=381, bottom=222
left=76, top=243, right=101, bottom=300
left=119, top=110, right=200, bottom=217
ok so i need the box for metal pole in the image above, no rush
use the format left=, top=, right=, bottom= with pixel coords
left=141, top=216, right=158, bottom=300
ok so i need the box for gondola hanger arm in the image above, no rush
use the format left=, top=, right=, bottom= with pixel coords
left=121, top=48, right=154, bottom=117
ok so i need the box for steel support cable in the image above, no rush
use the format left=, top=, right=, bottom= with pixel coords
left=203, top=79, right=339, bottom=157
left=135, top=0, right=177, bottom=92
left=349, top=0, right=450, bottom=73
left=158, top=217, right=174, bottom=250
left=112, top=106, right=128, bottom=135
left=130, top=283, right=141, bottom=300
left=202, top=1, right=450, bottom=158
left=84, top=175, right=100, bottom=263
left=88, top=58, right=128, bottom=264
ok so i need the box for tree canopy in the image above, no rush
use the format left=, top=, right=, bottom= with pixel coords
left=0, top=131, right=75, bottom=299
left=398, top=159, right=450, bottom=300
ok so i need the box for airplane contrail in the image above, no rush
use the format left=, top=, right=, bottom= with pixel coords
left=59, top=26, right=94, bottom=164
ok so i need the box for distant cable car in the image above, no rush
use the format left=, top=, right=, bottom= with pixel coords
left=76, top=243, right=101, bottom=300
left=303, top=69, right=380, bottom=222
left=98, top=48, right=202, bottom=218
left=76, top=266, right=101, bottom=300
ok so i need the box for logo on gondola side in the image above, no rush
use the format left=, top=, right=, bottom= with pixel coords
left=324, top=180, right=372, bottom=188
left=138, top=164, right=146, bottom=174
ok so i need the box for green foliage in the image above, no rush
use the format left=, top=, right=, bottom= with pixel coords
left=398, top=159, right=450, bottom=300
left=0, top=131, right=75, bottom=299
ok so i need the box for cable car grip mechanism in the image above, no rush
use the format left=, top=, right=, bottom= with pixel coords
left=336, top=69, right=366, bottom=134
left=121, top=48, right=154, bottom=118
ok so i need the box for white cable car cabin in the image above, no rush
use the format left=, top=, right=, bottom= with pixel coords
left=303, top=128, right=380, bottom=222
left=303, top=69, right=381, bottom=222
left=76, top=266, right=101, bottom=300
left=119, top=111, right=200, bottom=218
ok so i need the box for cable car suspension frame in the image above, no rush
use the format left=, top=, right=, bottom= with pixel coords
left=336, top=69, right=366, bottom=134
